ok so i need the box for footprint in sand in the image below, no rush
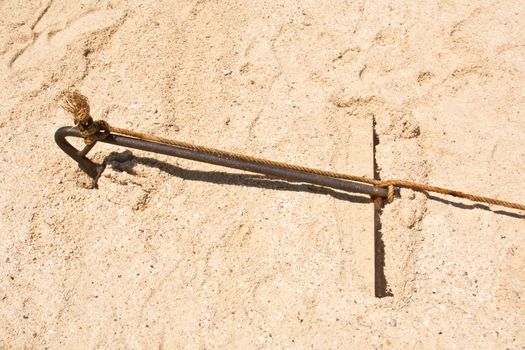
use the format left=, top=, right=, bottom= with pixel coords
left=9, top=9, right=124, bottom=69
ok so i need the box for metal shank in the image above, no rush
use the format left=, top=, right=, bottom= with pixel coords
left=55, top=126, right=388, bottom=198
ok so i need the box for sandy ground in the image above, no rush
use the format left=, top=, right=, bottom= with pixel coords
left=1, top=0, right=524, bottom=348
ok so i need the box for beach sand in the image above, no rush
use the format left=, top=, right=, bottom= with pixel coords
left=1, top=1, right=524, bottom=348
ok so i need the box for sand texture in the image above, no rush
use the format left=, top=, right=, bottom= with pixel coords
left=0, top=0, right=524, bottom=348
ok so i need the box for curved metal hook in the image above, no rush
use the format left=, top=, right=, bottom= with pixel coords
left=55, top=126, right=388, bottom=198
left=54, top=126, right=106, bottom=186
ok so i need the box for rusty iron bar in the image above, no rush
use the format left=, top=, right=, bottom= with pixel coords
left=55, top=126, right=388, bottom=199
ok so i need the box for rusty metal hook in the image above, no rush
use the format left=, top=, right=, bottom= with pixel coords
left=55, top=126, right=388, bottom=198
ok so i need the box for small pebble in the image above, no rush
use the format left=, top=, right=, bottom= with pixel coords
left=222, top=69, right=232, bottom=76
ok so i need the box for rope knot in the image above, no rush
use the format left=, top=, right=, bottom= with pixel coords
left=376, top=180, right=395, bottom=203
left=61, top=90, right=111, bottom=144
left=386, top=184, right=395, bottom=203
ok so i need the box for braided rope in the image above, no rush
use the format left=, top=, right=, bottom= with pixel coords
left=62, top=91, right=525, bottom=211
left=109, top=127, right=525, bottom=210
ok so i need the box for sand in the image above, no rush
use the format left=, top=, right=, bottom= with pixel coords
left=0, top=0, right=524, bottom=348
